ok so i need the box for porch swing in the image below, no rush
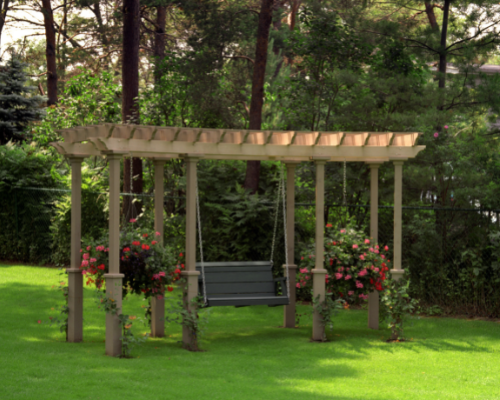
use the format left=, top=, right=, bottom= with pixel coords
left=195, top=164, right=290, bottom=307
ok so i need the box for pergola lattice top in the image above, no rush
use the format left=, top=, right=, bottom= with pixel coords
left=51, top=124, right=424, bottom=161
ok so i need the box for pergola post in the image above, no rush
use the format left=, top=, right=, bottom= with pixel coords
left=104, top=153, right=125, bottom=356
left=312, top=159, right=328, bottom=341
left=392, top=160, right=405, bottom=281
left=151, top=159, right=165, bottom=337
left=181, top=156, right=201, bottom=350
left=283, top=162, right=299, bottom=328
left=67, top=156, right=84, bottom=342
left=367, top=163, right=382, bottom=330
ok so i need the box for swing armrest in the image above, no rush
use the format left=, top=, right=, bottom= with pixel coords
left=274, top=277, right=288, bottom=297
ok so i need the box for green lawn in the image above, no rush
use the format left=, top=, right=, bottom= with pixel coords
left=1, top=264, right=500, bottom=400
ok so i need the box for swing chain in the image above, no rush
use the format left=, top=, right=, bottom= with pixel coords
left=195, top=175, right=208, bottom=305
left=343, top=159, right=347, bottom=206
left=281, top=164, right=290, bottom=300
left=270, top=165, right=282, bottom=265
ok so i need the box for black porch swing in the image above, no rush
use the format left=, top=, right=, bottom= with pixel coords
left=195, top=164, right=290, bottom=307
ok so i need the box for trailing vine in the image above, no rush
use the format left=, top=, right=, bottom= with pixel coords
left=312, top=293, right=344, bottom=341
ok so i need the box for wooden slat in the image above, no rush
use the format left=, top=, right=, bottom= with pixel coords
left=199, top=271, right=273, bottom=283
left=196, top=266, right=271, bottom=274
left=205, top=292, right=276, bottom=299
left=208, top=296, right=289, bottom=307
left=205, top=282, right=275, bottom=294
left=196, top=261, right=272, bottom=268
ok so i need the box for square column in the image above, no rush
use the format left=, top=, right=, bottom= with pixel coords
left=283, top=162, right=299, bottom=328
left=104, top=153, right=125, bottom=356
left=392, top=160, right=405, bottom=281
left=67, top=156, right=84, bottom=342
left=312, top=159, right=328, bottom=341
left=151, top=159, right=166, bottom=338
left=367, top=163, right=382, bottom=330
left=181, top=155, right=201, bottom=350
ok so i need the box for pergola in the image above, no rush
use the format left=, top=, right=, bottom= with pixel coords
left=51, top=123, right=424, bottom=356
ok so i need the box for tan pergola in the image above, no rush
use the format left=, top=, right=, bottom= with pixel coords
left=51, top=124, right=424, bottom=355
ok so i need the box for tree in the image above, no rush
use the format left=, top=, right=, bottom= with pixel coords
left=41, top=0, right=58, bottom=105
left=243, top=0, right=275, bottom=194
left=122, top=0, right=143, bottom=221
left=0, top=55, right=44, bottom=144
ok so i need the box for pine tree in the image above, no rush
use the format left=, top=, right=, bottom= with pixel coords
left=0, top=55, right=45, bottom=144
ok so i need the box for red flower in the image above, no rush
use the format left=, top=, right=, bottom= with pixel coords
left=123, top=247, right=131, bottom=252
left=329, top=258, right=333, bottom=266
left=181, top=264, right=185, bottom=269
left=143, top=233, right=149, bottom=238
left=132, top=241, right=141, bottom=246
left=167, top=286, right=174, bottom=292
left=326, top=223, right=333, bottom=228
left=174, top=268, right=181, bottom=274
left=142, top=244, right=150, bottom=250
left=151, top=241, right=158, bottom=245
left=179, top=252, right=183, bottom=257
left=370, top=278, right=374, bottom=284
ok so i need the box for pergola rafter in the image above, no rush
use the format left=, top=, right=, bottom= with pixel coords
left=50, top=124, right=425, bottom=355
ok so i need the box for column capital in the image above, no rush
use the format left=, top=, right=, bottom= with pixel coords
left=284, top=160, right=302, bottom=166
left=103, top=151, right=126, bottom=160
left=366, top=162, right=383, bottom=168
left=66, top=155, right=85, bottom=163
left=392, top=159, right=406, bottom=166
left=182, top=154, right=204, bottom=161
left=153, top=157, right=170, bottom=164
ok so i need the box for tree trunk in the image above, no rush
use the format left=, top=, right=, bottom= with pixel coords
left=438, top=0, right=451, bottom=91
left=243, top=0, right=275, bottom=194
left=122, top=0, right=142, bottom=220
left=41, top=0, right=58, bottom=105
left=0, top=0, right=10, bottom=54
left=154, top=5, right=167, bottom=85
left=424, top=2, right=439, bottom=30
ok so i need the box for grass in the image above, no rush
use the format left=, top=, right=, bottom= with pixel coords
left=1, top=264, right=500, bottom=400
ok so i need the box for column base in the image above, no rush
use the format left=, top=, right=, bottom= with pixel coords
left=368, top=291, right=379, bottom=330
left=67, top=268, right=83, bottom=342
left=283, top=264, right=297, bottom=328
left=104, top=273, right=124, bottom=357
left=150, top=295, right=165, bottom=338
left=180, top=270, right=200, bottom=350
left=391, top=269, right=405, bottom=281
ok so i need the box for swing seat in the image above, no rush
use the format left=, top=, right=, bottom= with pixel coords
left=195, top=261, right=289, bottom=307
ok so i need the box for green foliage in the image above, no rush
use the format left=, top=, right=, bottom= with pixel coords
left=0, top=143, right=65, bottom=263
left=32, top=70, right=121, bottom=147
left=311, top=293, right=344, bottom=341
left=380, top=274, right=419, bottom=340
left=0, top=55, right=45, bottom=144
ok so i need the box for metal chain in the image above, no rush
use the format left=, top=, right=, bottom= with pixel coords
left=281, top=163, right=290, bottom=299
left=196, top=175, right=208, bottom=305
left=343, top=159, right=347, bottom=206
left=270, top=166, right=282, bottom=264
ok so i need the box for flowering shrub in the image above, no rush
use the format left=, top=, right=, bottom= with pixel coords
left=80, top=221, right=181, bottom=299
left=297, top=224, right=392, bottom=303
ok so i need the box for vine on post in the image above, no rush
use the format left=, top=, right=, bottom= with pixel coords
left=312, top=293, right=344, bottom=341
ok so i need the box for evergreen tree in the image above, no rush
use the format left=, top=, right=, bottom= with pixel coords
left=0, top=56, right=45, bottom=144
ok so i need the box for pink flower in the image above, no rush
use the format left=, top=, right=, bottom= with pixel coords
left=155, top=231, right=161, bottom=236
left=374, top=249, right=379, bottom=254
left=358, top=269, right=367, bottom=277
left=130, top=218, right=137, bottom=223
left=369, top=247, right=374, bottom=252
left=444, top=125, right=448, bottom=129
left=356, top=280, right=363, bottom=289
left=359, top=294, right=368, bottom=300
left=90, top=258, right=97, bottom=263
left=153, top=274, right=160, bottom=280
left=335, top=273, right=343, bottom=280
left=364, top=239, right=370, bottom=244
left=86, top=246, right=91, bottom=251
left=37, top=320, right=41, bottom=324
left=359, top=255, right=365, bottom=260
left=305, top=275, right=310, bottom=280
left=352, top=244, right=358, bottom=249
left=340, top=229, right=346, bottom=233
left=82, top=270, right=88, bottom=275
left=81, top=260, right=89, bottom=267
left=80, top=249, right=82, bottom=253
left=375, top=245, right=379, bottom=249
left=159, top=271, right=166, bottom=277
left=296, top=283, right=301, bottom=288
left=83, top=253, right=89, bottom=260
left=300, top=268, right=309, bottom=274
left=374, top=268, right=379, bottom=272
left=157, top=295, right=164, bottom=300
left=381, top=255, right=385, bottom=259
left=384, top=245, right=389, bottom=251
left=434, top=132, right=439, bottom=138
left=345, top=274, right=352, bottom=280
left=348, top=291, right=354, bottom=296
